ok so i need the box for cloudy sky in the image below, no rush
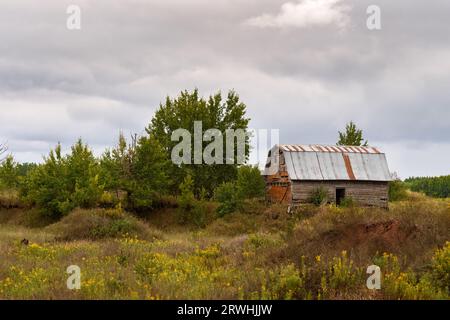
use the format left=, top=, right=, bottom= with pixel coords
left=0, top=0, right=449, bottom=178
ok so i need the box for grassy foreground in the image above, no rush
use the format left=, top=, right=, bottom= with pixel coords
left=0, top=197, right=449, bottom=300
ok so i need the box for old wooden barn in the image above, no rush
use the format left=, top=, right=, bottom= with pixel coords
left=263, top=144, right=392, bottom=208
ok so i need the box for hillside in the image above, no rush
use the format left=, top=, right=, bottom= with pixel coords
left=0, top=195, right=449, bottom=300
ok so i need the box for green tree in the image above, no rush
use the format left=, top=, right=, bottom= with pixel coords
left=100, top=133, right=133, bottom=197
left=0, top=155, right=20, bottom=189
left=337, top=121, right=368, bottom=146
left=22, top=144, right=71, bottom=216
left=21, top=140, right=103, bottom=217
left=17, top=162, right=37, bottom=177
left=99, top=133, right=169, bottom=212
left=147, top=89, right=251, bottom=196
left=126, top=135, right=169, bottom=211
left=405, top=175, right=450, bottom=198
left=236, top=165, right=265, bottom=199
left=67, top=140, right=103, bottom=209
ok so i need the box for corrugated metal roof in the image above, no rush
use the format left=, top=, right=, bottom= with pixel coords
left=268, top=144, right=391, bottom=181
left=280, top=144, right=381, bottom=154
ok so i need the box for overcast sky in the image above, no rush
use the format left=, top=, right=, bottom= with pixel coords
left=0, top=0, right=449, bottom=178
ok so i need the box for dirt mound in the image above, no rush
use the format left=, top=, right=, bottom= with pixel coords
left=47, top=208, right=163, bottom=241
left=323, top=219, right=419, bottom=250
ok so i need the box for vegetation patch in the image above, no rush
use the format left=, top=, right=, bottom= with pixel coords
left=47, top=208, right=163, bottom=241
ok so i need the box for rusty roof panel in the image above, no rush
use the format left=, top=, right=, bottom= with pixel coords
left=277, top=144, right=391, bottom=181
left=280, top=144, right=383, bottom=154
left=316, top=152, right=346, bottom=180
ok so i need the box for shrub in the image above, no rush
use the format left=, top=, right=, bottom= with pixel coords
left=263, top=264, right=305, bottom=299
left=376, top=252, right=447, bottom=300
left=0, top=155, right=20, bottom=189
left=389, top=180, right=408, bottom=201
left=309, top=187, right=328, bottom=206
left=178, top=175, right=195, bottom=216
left=191, top=200, right=209, bottom=228
left=339, top=197, right=355, bottom=208
left=214, top=182, right=242, bottom=217
left=177, top=176, right=209, bottom=227
left=237, top=165, right=265, bottom=199
left=430, top=241, right=450, bottom=294
left=21, top=140, right=103, bottom=218
left=98, top=191, right=117, bottom=208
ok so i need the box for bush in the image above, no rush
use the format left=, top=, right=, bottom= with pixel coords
left=430, top=241, right=450, bottom=294
left=21, top=140, right=103, bottom=218
left=177, top=176, right=209, bottom=227
left=98, top=191, right=117, bottom=208
left=389, top=180, right=408, bottom=201
left=339, top=197, right=355, bottom=208
left=213, top=166, right=265, bottom=217
left=237, top=165, right=265, bottom=199
left=178, top=175, right=195, bottom=216
left=191, top=200, right=209, bottom=228
left=309, top=187, right=328, bottom=206
left=214, top=182, right=242, bottom=217
left=48, top=208, right=162, bottom=241
left=0, top=155, right=20, bottom=189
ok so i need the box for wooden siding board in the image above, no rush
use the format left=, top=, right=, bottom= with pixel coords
left=291, top=180, right=389, bottom=208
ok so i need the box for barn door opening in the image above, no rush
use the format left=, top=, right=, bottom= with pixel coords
left=336, top=188, right=346, bottom=206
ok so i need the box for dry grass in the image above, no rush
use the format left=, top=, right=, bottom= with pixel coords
left=0, top=190, right=22, bottom=209
left=0, top=197, right=448, bottom=300
left=47, top=208, right=164, bottom=242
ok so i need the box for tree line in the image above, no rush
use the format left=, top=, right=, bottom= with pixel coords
left=3, top=88, right=446, bottom=220
left=0, top=89, right=264, bottom=221
left=405, top=176, right=450, bottom=198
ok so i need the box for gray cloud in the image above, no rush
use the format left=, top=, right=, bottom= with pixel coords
left=0, top=0, right=449, bottom=178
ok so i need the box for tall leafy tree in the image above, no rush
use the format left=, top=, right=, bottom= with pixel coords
left=22, top=144, right=71, bottom=216
left=67, top=139, right=103, bottom=209
left=147, top=89, right=251, bottom=196
left=337, top=121, right=368, bottom=146
left=100, top=133, right=169, bottom=211
left=100, top=132, right=133, bottom=197
left=127, top=134, right=169, bottom=211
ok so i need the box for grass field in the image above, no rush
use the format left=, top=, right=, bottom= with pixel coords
left=0, top=195, right=449, bottom=300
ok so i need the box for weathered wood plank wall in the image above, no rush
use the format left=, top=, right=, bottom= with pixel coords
left=291, top=181, right=389, bottom=208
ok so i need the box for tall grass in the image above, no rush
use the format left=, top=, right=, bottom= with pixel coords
left=0, top=197, right=448, bottom=300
